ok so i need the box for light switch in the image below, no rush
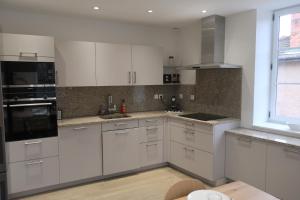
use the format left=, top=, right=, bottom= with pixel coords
left=190, top=94, right=195, bottom=101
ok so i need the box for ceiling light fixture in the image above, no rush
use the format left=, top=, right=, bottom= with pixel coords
left=147, top=10, right=153, bottom=13
left=202, top=10, right=207, bottom=13
left=93, top=6, right=100, bottom=10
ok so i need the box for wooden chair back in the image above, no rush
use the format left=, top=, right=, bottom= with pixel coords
left=165, top=179, right=206, bottom=200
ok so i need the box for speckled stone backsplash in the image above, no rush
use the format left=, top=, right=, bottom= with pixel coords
left=176, top=69, right=242, bottom=118
left=56, top=85, right=177, bottom=119
left=57, top=69, right=242, bottom=119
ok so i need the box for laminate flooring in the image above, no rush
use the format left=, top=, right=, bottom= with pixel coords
left=20, top=167, right=195, bottom=200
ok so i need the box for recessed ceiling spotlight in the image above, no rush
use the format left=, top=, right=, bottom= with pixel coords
left=147, top=10, right=153, bottom=13
left=202, top=10, right=207, bottom=13
left=93, top=6, right=100, bottom=11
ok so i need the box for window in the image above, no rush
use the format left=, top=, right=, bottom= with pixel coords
left=270, top=6, right=300, bottom=123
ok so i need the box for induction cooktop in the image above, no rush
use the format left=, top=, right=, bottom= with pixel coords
left=179, top=113, right=227, bottom=121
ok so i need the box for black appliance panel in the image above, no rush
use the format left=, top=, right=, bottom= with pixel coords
left=1, top=61, right=55, bottom=86
left=4, top=100, right=58, bottom=142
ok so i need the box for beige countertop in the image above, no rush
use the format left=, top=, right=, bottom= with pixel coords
left=58, top=111, right=240, bottom=127
left=226, top=128, right=300, bottom=147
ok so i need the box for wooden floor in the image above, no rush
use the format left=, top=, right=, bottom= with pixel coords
left=19, top=167, right=194, bottom=200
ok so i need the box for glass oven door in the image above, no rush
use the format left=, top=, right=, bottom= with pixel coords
left=1, top=61, right=55, bottom=87
left=4, top=100, right=57, bottom=142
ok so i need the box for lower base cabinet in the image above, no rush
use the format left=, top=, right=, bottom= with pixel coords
left=170, top=141, right=213, bottom=180
left=266, top=143, right=300, bottom=200
left=8, top=156, right=59, bottom=194
left=225, top=134, right=266, bottom=190
left=59, top=124, right=102, bottom=183
left=139, top=141, right=163, bottom=167
left=103, top=128, right=139, bottom=175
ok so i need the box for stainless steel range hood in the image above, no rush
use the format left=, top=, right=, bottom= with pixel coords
left=180, top=15, right=241, bottom=69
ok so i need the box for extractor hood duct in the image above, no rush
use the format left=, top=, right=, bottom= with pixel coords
left=180, top=15, right=240, bottom=69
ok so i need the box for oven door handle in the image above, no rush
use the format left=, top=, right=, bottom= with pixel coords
left=9, top=103, right=53, bottom=107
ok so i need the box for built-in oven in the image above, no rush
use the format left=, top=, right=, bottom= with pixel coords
left=4, top=99, right=58, bottom=142
left=3, top=85, right=57, bottom=142
left=1, top=61, right=55, bottom=87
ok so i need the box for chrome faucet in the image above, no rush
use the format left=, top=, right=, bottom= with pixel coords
left=107, top=95, right=116, bottom=113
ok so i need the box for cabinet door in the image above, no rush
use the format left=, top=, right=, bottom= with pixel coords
left=55, top=40, right=96, bottom=86
left=225, top=134, right=266, bottom=190
left=132, top=45, right=163, bottom=85
left=103, top=128, right=139, bottom=175
left=96, top=43, right=132, bottom=86
left=170, top=141, right=213, bottom=180
left=59, top=124, right=102, bottom=183
left=140, top=141, right=163, bottom=167
left=266, top=143, right=300, bottom=200
left=8, top=156, right=59, bottom=194
left=1, top=33, right=54, bottom=58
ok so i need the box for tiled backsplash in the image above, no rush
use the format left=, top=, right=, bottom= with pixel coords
left=56, top=85, right=176, bottom=119
left=57, top=69, right=242, bottom=119
left=177, top=69, right=242, bottom=118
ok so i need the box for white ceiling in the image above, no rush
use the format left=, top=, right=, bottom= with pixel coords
left=0, top=0, right=299, bottom=27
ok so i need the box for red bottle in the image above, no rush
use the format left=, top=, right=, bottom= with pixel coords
left=120, top=99, right=126, bottom=114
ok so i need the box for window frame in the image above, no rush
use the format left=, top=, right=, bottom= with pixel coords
left=270, top=5, right=300, bottom=124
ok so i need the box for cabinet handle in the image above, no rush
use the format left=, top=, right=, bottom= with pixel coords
left=128, top=72, right=131, bottom=84
left=19, top=52, right=38, bottom=58
left=24, top=140, right=42, bottom=145
left=146, top=144, right=158, bottom=147
left=115, top=131, right=129, bottom=135
left=184, top=147, right=195, bottom=152
left=146, top=127, right=158, bottom=131
left=114, top=123, right=128, bottom=126
left=73, top=127, right=88, bottom=131
left=25, top=160, right=43, bottom=166
left=133, top=71, right=136, bottom=84
left=184, top=130, right=195, bottom=135
left=284, top=146, right=300, bottom=154
left=238, top=136, right=252, bottom=143
left=146, top=119, right=158, bottom=123
left=186, top=123, right=195, bottom=127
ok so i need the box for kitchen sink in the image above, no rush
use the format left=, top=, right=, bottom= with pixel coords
left=99, top=113, right=131, bottom=119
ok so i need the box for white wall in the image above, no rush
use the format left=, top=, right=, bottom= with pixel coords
left=0, top=7, right=179, bottom=65
left=224, top=10, right=257, bottom=128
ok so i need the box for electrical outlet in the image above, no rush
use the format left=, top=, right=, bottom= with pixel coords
left=179, top=94, right=183, bottom=99
left=154, top=94, right=159, bottom=100
left=159, top=94, right=163, bottom=100
left=190, top=94, right=195, bottom=101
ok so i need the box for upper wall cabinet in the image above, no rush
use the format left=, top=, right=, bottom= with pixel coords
left=55, top=41, right=97, bottom=87
left=132, top=45, right=163, bottom=85
left=96, top=43, right=132, bottom=86
left=0, top=33, right=54, bottom=62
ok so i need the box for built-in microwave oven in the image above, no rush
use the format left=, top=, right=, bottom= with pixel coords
left=1, top=61, right=55, bottom=87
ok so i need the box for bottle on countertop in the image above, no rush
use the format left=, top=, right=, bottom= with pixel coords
left=120, top=99, right=126, bottom=114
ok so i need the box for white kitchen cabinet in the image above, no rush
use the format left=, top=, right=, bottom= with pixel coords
left=55, top=40, right=96, bottom=86
left=170, top=123, right=213, bottom=153
left=266, top=143, right=300, bottom=200
left=225, top=134, right=267, bottom=191
left=8, top=156, right=59, bottom=194
left=132, top=45, right=163, bottom=85
left=139, top=126, right=163, bottom=143
left=0, top=33, right=54, bottom=62
left=170, top=141, right=213, bottom=180
left=103, top=128, right=139, bottom=175
left=59, top=124, right=102, bottom=183
left=139, top=141, right=163, bottom=167
left=96, top=43, right=132, bottom=86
